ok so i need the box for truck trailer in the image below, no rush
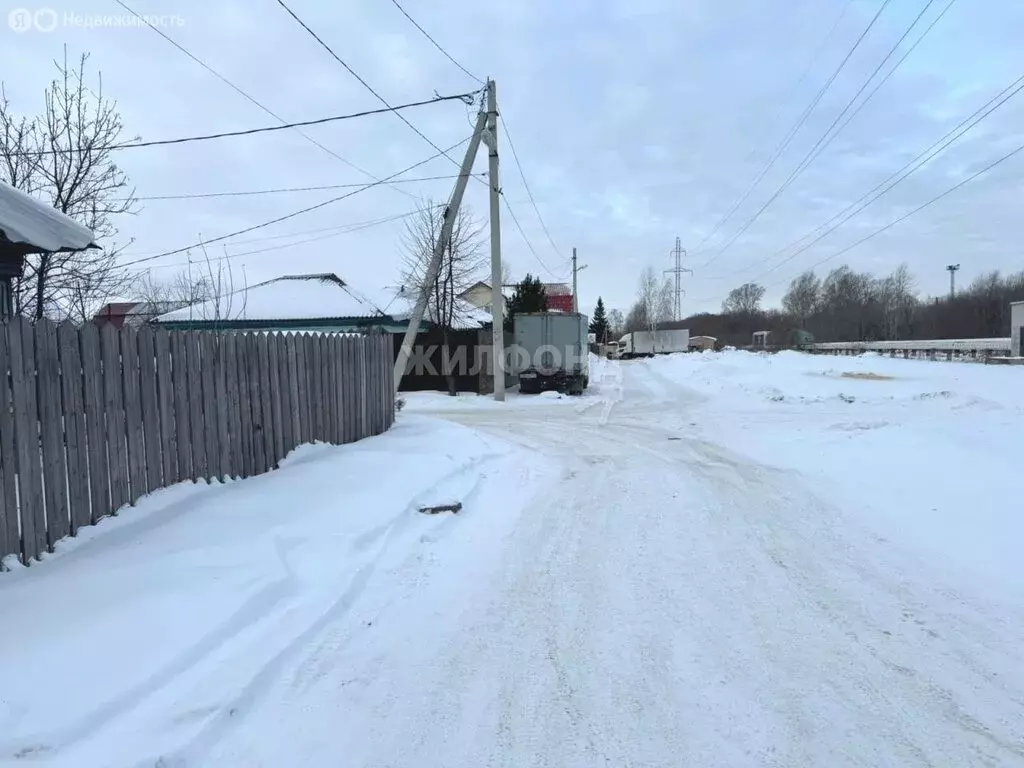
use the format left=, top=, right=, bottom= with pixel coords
left=616, top=329, right=690, bottom=359
left=513, top=312, right=589, bottom=395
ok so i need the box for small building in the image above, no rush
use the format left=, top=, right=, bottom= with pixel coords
left=154, top=273, right=402, bottom=333
left=689, top=335, right=717, bottom=352
left=0, top=180, right=96, bottom=319
left=458, top=280, right=573, bottom=314
left=1012, top=301, right=1024, bottom=357
left=752, top=330, right=771, bottom=349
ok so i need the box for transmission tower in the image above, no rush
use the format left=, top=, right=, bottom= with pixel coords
left=664, top=236, right=692, bottom=321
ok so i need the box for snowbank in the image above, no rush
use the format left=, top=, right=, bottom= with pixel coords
left=0, top=416, right=550, bottom=766
left=634, top=350, right=1024, bottom=600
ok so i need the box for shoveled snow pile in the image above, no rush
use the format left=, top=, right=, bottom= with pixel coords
left=0, top=416, right=551, bottom=767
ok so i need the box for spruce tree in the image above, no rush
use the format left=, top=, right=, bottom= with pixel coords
left=589, top=296, right=610, bottom=342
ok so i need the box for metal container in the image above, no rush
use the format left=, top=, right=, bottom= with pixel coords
left=513, top=312, right=589, bottom=394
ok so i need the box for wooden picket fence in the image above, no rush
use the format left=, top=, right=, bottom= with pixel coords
left=0, top=318, right=395, bottom=566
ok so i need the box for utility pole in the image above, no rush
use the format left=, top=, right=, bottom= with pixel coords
left=485, top=78, right=505, bottom=402
left=664, top=236, right=692, bottom=321
left=571, top=246, right=587, bottom=374
left=946, top=263, right=960, bottom=300
left=572, top=246, right=588, bottom=311
left=393, top=104, right=488, bottom=392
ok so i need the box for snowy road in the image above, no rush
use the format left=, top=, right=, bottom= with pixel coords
left=2, top=354, right=1023, bottom=767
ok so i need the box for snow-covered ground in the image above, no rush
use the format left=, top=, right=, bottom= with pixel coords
left=1, top=350, right=1022, bottom=767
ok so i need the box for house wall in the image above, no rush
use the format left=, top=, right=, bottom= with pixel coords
left=461, top=284, right=495, bottom=311
left=1012, top=301, right=1023, bottom=357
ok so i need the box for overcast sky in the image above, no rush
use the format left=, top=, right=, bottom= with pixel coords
left=3, top=0, right=1024, bottom=317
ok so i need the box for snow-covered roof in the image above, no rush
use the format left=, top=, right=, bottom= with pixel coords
left=0, top=180, right=96, bottom=253
left=154, top=273, right=386, bottom=323
left=389, top=296, right=492, bottom=330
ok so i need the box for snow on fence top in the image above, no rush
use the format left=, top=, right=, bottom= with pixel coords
left=810, top=338, right=1011, bottom=352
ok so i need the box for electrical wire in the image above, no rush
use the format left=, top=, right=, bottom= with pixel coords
left=387, top=0, right=484, bottom=84
left=693, top=0, right=856, bottom=253
left=794, top=140, right=1024, bottom=275
left=10, top=94, right=477, bottom=157
left=499, top=192, right=564, bottom=279
left=121, top=136, right=471, bottom=266
left=276, top=0, right=480, bottom=176
left=744, top=71, right=1024, bottom=279
left=383, top=0, right=566, bottom=267
left=112, top=0, right=418, bottom=200
left=702, top=0, right=948, bottom=268
left=138, top=208, right=433, bottom=272
left=699, top=0, right=895, bottom=268
left=124, top=173, right=482, bottom=202
left=501, top=116, right=565, bottom=262
left=799, top=0, right=959, bottom=173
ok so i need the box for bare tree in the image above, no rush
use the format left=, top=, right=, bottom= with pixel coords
left=132, top=269, right=215, bottom=313
left=782, top=271, right=820, bottom=328
left=722, top=282, right=766, bottom=315
left=624, top=299, right=649, bottom=334
left=0, top=49, right=138, bottom=320
left=607, top=308, right=624, bottom=339
left=637, top=265, right=674, bottom=334
left=402, top=200, right=486, bottom=395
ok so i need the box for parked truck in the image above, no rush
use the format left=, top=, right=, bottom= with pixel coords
left=616, top=329, right=690, bottom=359
left=513, top=312, right=589, bottom=395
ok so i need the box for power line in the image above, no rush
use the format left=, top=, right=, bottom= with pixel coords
left=10, top=93, right=476, bottom=157
left=799, top=0, right=959, bottom=174
left=797, top=140, right=1024, bottom=275
left=743, top=69, right=1024, bottom=281
left=121, top=136, right=471, bottom=266
left=112, top=0, right=417, bottom=200
left=382, top=0, right=565, bottom=266
left=276, top=0, right=479, bottom=175
left=125, top=173, right=482, bottom=202
left=693, top=0, right=856, bottom=253
left=699, top=0, right=895, bottom=268
left=387, top=0, right=484, bottom=84
left=139, top=208, right=432, bottom=272
left=704, top=0, right=948, bottom=265
left=499, top=192, right=563, bottom=279
left=501, top=117, right=564, bottom=261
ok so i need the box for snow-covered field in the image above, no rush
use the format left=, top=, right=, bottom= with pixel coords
left=1, top=350, right=1022, bottom=767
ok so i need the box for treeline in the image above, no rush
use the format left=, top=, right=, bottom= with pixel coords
left=655, top=264, right=1024, bottom=347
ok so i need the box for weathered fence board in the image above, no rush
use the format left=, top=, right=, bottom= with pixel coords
left=236, top=334, right=254, bottom=479
left=10, top=320, right=41, bottom=560
left=121, top=325, right=146, bottom=504
left=101, top=324, right=129, bottom=514
left=213, top=334, right=230, bottom=481
left=187, top=333, right=206, bottom=481
left=136, top=325, right=162, bottom=495
left=154, top=328, right=176, bottom=486
left=279, top=334, right=296, bottom=459
left=223, top=334, right=241, bottom=479
left=267, top=334, right=285, bottom=466
left=170, top=332, right=192, bottom=483
left=34, top=320, right=67, bottom=548
left=257, top=333, right=275, bottom=469
left=80, top=323, right=109, bottom=525
left=57, top=322, right=89, bottom=536
left=295, top=334, right=309, bottom=444
left=0, top=323, right=394, bottom=566
left=200, top=334, right=220, bottom=480
left=0, top=325, right=18, bottom=561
